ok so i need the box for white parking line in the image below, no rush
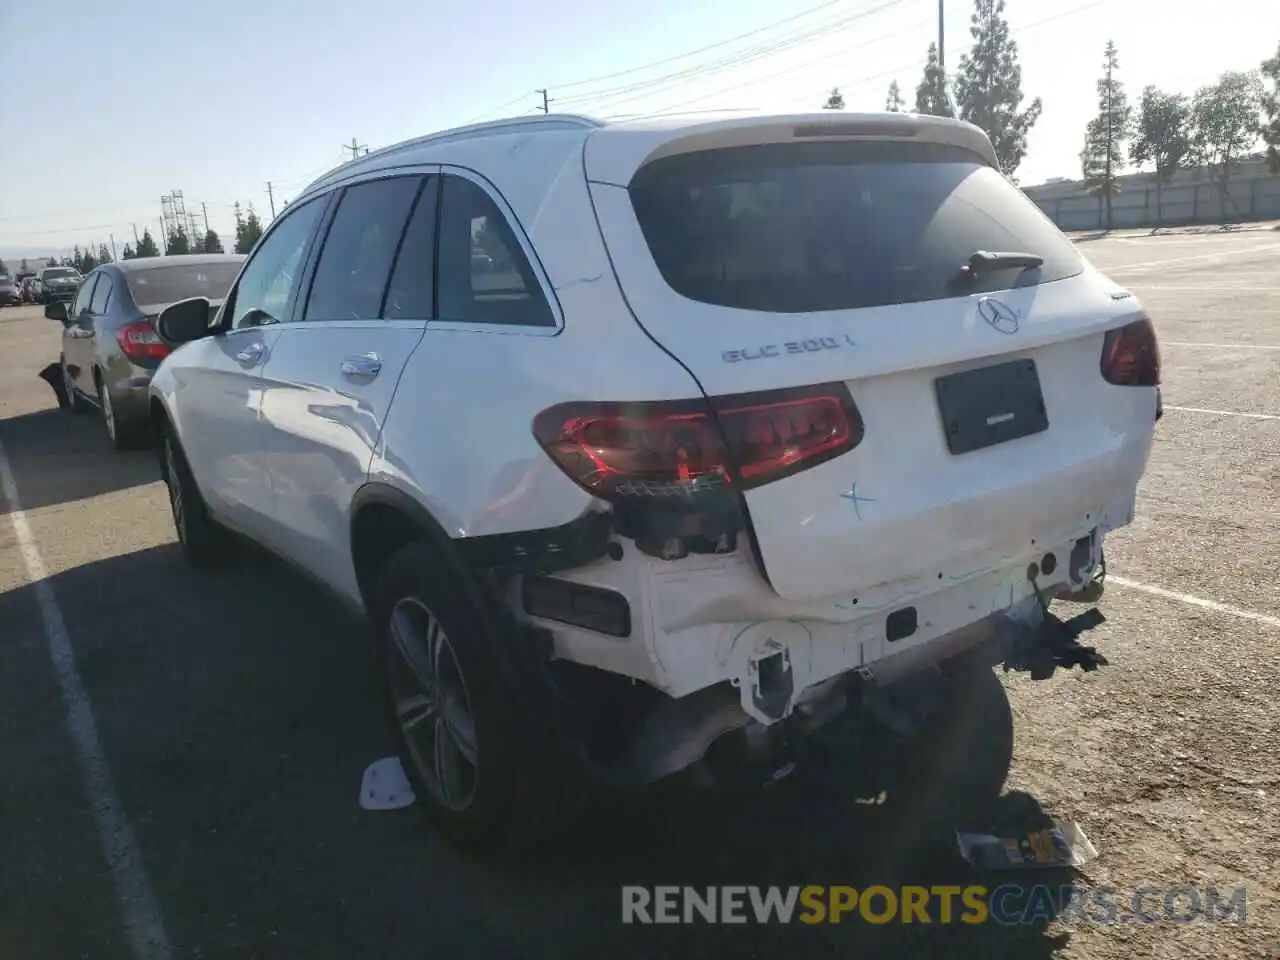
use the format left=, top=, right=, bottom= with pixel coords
left=1162, top=341, right=1280, bottom=350
left=1109, top=576, right=1280, bottom=630
left=1100, top=242, right=1280, bottom=273
left=1163, top=405, right=1279, bottom=421
left=0, top=437, right=173, bottom=960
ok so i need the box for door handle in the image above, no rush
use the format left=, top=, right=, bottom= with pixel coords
left=236, top=341, right=266, bottom=366
left=340, top=353, right=382, bottom=378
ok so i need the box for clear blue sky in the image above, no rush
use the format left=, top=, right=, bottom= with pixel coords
left=0, top=0, right=1275, bottom=259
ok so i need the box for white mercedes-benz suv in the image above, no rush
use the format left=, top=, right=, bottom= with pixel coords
left=148, top=111, right=1160, bottom=848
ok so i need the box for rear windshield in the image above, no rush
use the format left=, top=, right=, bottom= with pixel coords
left=628, top=141, right=1083, bottom=314
left=126, top=261, right=242, bottom=306
left=42, top=268, right=79, bottom=280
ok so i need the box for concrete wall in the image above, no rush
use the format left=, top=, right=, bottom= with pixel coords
left=1024, top=160, right=1280, bottom=232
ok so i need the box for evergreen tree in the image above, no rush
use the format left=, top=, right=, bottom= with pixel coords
left=885, top=80, right=905, bottom=112
left=915, top=42, right=954, bottom=117
left=136, top=229, right=160, bottom=258
left=166, top=228, right=191, bottom=255
left=203, top=229, right=225, bottom=254
left=1079, top=41, right=1132, bottom=231
left=121, top=244, right=136, bottom=260
left=953, top=0, right=1042, bottom=176
left=237, top=205, right=264, bottom=253
left=822, top=87, right=845, bottom=110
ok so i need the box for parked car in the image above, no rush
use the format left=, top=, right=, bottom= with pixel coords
left=37, top=265, right=82, bottom=305
left=0, top=275, right=20, bottom=306
left=47, top=254, right=245, bottom=449
left=148, top=112, right=1160, bottom=850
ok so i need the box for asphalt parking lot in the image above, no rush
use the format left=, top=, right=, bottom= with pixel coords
left=1, top=227, right=1277, bottom=960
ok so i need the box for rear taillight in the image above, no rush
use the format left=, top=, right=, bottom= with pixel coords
left=532, top=383, right=864, bottom=503
left=1100, top=317, right=1160, bottom=387
left=117, top=319, right=170, bottom=361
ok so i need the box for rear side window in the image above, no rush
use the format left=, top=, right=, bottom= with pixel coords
left=628, top=141, right=1083, bottom=314
left=436, top=175, right=555, bottom=327
left=126, top=262, right=242, bottom=307
left=305, top=176, right=424, bottom=321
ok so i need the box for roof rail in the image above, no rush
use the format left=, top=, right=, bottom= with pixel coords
left=300, top=114, right=603, bottom=196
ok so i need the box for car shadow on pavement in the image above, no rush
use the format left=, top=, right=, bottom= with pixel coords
left=0, top=408, right=158, bottom=512
left=0, top=541, right=1081, bottom=960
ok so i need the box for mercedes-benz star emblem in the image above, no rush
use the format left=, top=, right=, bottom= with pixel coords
left=977, top=297, right=1021, bottom=335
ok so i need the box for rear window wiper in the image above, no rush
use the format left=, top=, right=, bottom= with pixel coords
left=955, top=249, right=1045, bottom=282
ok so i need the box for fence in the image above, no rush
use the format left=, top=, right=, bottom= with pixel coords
left=1029, top=174, right=1280, bottom=232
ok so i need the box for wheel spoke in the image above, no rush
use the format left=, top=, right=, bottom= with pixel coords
left=389, top=607, right=436, bottom=695
left=440, top=693, right=477, bottom=765
left=433, top=715, right=468, bottom=808
left=396, top=693, right=436, bottom=732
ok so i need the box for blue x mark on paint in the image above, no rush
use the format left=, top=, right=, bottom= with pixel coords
left=839, top=481, right=877, bottom=519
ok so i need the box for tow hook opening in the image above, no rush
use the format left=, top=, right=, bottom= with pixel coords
left=749, top=647, right=795, bottom=722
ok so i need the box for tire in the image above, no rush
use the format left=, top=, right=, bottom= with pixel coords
left=62, top=357, right=91, bottom=413
left=161, top=426, right=231, bottom=568
left=372, top=541, right=575, bottom=853
left=97, top=372, right=147, bottom=451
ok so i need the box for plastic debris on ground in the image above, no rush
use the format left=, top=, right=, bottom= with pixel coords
left=359, top=756, right=417, bottom=811
left=956, top=821, right=1099, bottom=871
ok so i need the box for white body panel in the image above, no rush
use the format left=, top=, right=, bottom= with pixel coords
left=152, top=110, right=1157, bottom=731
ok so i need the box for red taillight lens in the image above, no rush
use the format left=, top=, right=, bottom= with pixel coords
left=1100, top=317, right=1160, bottom=387
left=117, top=319, right=170, bottom=361
left=532, top=384, right=863, bottom=501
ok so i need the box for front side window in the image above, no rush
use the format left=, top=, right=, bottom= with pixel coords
left=230, top=198, right=324, bottom=329
left=436, top=175, right=555, bottom=327
left=628, top=141, right=1084, bottom=314
left=71, top=275, right=98, bottom=315
left=89, top=274, right=113, bottom=313
left=304, top=176, right=423, bottom=321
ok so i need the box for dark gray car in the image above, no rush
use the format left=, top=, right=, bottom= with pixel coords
left=48, top=254, right=246, bottom=450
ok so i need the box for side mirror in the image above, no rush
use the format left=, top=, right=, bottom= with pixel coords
left=156, top=297, right=214, bottom=344
left=45, top=301, right=68, bottom=323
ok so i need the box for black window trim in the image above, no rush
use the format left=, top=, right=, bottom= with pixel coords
left=73, top=273, right=100, bottom=317
left=218, top=192, right=334, bottom=334
left=297, top=171, right=430, bottom=325
left=429, top=164, right=563, bottom=337
left=89, top=269, right=113, bottom=314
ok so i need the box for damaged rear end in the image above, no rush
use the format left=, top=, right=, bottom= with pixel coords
left=511, top=113, right=1159, bottom=785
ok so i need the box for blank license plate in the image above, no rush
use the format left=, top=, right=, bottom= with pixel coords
left=935, top=359, right=1049, bottom=455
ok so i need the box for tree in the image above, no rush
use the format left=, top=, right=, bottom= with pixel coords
left=97, top=244, right=112, bottom=265
left=203, top=229, right=225, bottom=254
left=80, top=248, right=98, bottom=272
left=236, top=204, right=264, bottom=254
left=121, top=244, right=136, bottom=260
left=135, top=229, right=160, bottom=258
left=47, top=256, right=58, bottom=267
left=1130, top=86, right=1192, bottom=228
left=953, top=0, right=1042, bottom=177
left=1190, top=70, right=1265, bottom=220
left=885, top=80, right=905, bottom=112
left=166, top=228, right=191, bottom=255
left=1262, top=43, right=1280, bottom=173
left=72, top=245, right=83, bottom=272
left=915, top=42, right=954, bottom=117
left=1079, top=41, right=1132, bottom=231
left=822, top=87, right=845, bottom=110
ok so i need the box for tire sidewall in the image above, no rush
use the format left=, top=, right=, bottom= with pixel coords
left=372, top=543, right=521, bottom=848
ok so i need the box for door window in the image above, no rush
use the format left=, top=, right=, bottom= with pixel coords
left=304, top=176, right=424, bottom=321
left=383, top=176, right=439, bottom=320
left=436, top=175, right=555, bottom=327
left=229, top=197, right=325, bottom=329
left=89, top=274, right=112, bottom=313
left=71, top=275, right=98, bottom=316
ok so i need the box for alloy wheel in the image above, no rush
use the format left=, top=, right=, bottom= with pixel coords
left=387, top=597, right=479, bottom=811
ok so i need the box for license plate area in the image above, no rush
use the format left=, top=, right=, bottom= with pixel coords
left=935, top=358, right=1049, bottom=455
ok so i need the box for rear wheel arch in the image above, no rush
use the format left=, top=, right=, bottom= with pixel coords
left=349, top=484, right=464, bottom=614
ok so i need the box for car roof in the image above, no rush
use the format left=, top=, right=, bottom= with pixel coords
left=294, top=110, right=998, bottom=202
left=109, top=253, right=246, bottom=274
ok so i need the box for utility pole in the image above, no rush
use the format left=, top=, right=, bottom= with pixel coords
left=265, top=181, right=276, bottom=219
left=344, top=137, right=367, bottom=161
left=132, top=223, right=140, bottom=247
left=937, top=0, right=945, bottom=72
left=109, top=234, right=118, bottom=261
left=1104, top=53, right=1114, bottom=232
left=201, top=202, right=210, bottom=235
left=159, top=220, right=168, bottom=255
left=536, top=88, right=551, bottom=114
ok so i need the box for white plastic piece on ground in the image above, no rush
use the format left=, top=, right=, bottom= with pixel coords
left=359, top=756, right=417, bottom=810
